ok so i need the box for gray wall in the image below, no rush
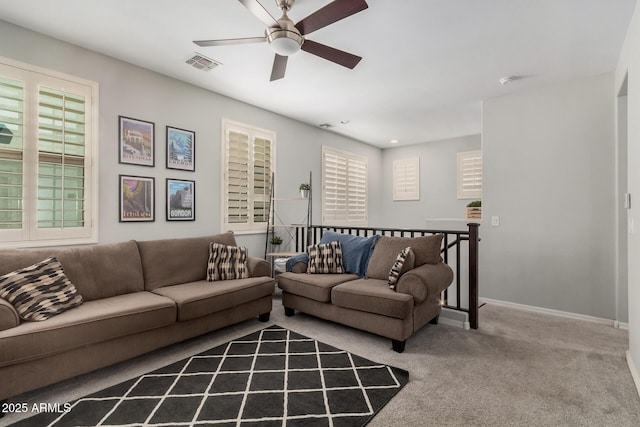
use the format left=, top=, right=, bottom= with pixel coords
left=0, top=19, right=382, bottom=257
left=377, top=135, right=481, bottom=229
left=482, top=73, right=617, bottom=320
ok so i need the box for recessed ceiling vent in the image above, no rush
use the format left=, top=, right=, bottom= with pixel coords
left=186, top=53, right=221, bottom=71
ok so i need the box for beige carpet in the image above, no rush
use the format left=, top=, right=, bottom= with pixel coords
left=3, top=294, right=640, bottom=426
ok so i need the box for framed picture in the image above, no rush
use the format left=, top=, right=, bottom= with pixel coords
left=166, top=179, right=195, bottom=221
left=119, top=116, right=155, bottom=166
left=119, top=175, right=155, bottom=222
left=166, top=126, right=195, bottom=171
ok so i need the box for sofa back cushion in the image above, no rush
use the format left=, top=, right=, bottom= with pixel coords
left=137, top=232, right=237, bottom=291
left=0, top=241, right=145, bottom=301
left=366, top=234, right=443, bottom=280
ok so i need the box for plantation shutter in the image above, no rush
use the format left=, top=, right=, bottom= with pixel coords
left=322, top=146, right=367, bottom=226
left=393, top=158, right=420, bottom=201
left=253, top=136, right=271, bottom=224
left=37, top=86, right=87, bottom=229
left=0, top=60, right=97, bottom=247
left=457, top=150, right=482, bottom=199
left=226, top=129, right=249, bottom=224
left=0, top=75, right=24, bottom=232
left=222, top=119, right=275, bottom=232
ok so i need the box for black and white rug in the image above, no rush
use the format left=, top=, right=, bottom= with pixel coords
left=14, top=325, right=408, bottom=426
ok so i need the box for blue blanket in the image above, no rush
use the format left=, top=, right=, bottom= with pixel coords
left=286, top=231, right=380, bottom=276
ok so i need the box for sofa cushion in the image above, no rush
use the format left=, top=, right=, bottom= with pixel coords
left=387, top=247, right=413, bottom=291
left=366, top=234, right=443, bottom=280
left=0, top=257, right=83, bottom=321
left=137, top=232, right=237, bottom=291
left=319, top=231, right=381, bottom=276
left=0, top=299, right=19, bottom=332
left=332, top=279, right=414, bottom=320
left=0, top=291, right=176, bottom=367
left=152, top=277, right=274, bottom=321
left=307, top=241, right=345, bottom=274
left=0, top=241, right=145, bottom=301
left=207, top=243, right=248, bottom=281
left=277, top=272, right=359, bottom=302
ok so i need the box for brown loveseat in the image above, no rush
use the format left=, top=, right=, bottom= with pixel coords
left=0, top=232, right=274, bottom=401
left=277, top=233, right=453, bottom=352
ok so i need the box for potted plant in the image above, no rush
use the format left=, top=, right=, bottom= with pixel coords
left=466, top=200, right=482, bottom=220
left=299, top=183, right=311, bottom=198
left=270, top=235, right=283, bottom=245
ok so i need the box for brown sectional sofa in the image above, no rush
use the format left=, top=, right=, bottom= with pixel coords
left=0, top=232, right=274, bottom=401
left=278, top=234, right=453, bottom=352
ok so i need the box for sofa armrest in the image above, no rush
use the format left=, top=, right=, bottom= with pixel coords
left=0, top=298, right=20, bottom=332
left=290, top=262, right=308, bottom=274
left=247, top=256, right=271, bottom=278
left=396, top=262, right=454, bottom=304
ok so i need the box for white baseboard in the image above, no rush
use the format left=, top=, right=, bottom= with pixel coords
left=479, top=297, right=629, bottom=329
left=627, top=351, right=640, bottom=398
left=440, top=307, right=470, bottom=330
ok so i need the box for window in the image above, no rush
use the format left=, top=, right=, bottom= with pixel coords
left=457, top=149, right=482, bottom=199
left=321, top=146, right=367, bottom=226
left=221, top=119, right=275, bottom=233
left=0, top=58, right=98, bottom=248
left=393, top=157, right=420, bottom=201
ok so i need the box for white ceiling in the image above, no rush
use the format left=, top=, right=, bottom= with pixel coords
left=0, top=0, right=635, bottom=147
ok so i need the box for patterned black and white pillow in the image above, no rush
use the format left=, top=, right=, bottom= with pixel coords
left=307, top=241, right=345, bottom=274
left=207, top=243, right=249, bottom=281
left=388, top=247, right=412, bottom=290
left=0, top=257, right=83, bottom=321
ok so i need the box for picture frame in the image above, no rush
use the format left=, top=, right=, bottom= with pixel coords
left=119, top=175, right=155, bottom=222
left=166, top=178, right=195, bottom=221
left=166, top=126, right=195, bottom=171
left=119, top=116, right=155, bottom=166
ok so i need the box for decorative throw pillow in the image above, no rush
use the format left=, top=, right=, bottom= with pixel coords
left=207, top=243, right=249, bottom=281
left=0, top=257, right=83, bottom=321
left=307, top=241, right=345, bottom=274
left=388, top=247, right=412, bottom=290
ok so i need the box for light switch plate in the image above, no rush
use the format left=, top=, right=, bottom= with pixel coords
left=491, top=216, right=500, bottom=227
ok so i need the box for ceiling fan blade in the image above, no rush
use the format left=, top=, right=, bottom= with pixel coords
left=270, top=54, right=288, bottom=81
left=295, top=0, right=368, bottom=35
left=301, top=39, right=362, bottom=69
left=194, top=37, right=265, bottom=47
left=238, top=0, right=280, bottom=27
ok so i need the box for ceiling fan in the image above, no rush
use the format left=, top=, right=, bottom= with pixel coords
left=194, top=0, right=368, bottom=81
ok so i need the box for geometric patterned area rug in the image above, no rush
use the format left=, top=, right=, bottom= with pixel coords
left=12, top=325, right=409, bottom=426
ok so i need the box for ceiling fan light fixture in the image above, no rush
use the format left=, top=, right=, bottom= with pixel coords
left=267, top=28, right=303, bottom=56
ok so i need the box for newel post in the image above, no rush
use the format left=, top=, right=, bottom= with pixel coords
left=468, top=223, right=480, bottom=329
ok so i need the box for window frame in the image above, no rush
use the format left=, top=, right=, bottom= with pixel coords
left=220, top=118, right=275, bottom=234
left=0, top=56, right=99, bottom=248
left=321, top=145, right=368, bottom=226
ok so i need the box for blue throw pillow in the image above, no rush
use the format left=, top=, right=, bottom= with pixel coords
left=319, top=231, right=380, bottom=276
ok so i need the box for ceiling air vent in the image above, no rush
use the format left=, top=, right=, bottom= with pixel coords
left=186, top=53, right=221, bottom=71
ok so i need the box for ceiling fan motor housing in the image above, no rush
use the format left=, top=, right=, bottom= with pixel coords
left=266, top=13, right=304, bottom=55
